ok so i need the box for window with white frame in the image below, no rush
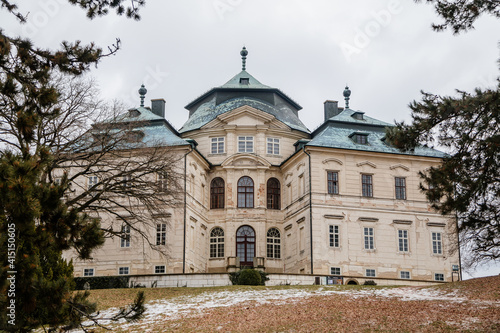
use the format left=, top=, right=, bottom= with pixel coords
left=156, top=223, right=167, bottom=246
left=266, top=228, right=281, bottom=259
left=155, top=265, right=165, bottom=274
left=120, top=224, right=131, bottom=248
left=119, top=267, right=129, bottom=275
left=88, top=176, right=98, bottom=189
left=329, top=225, right=340, bottom=248
left=211, top=137, right=225, bottom=154
left=432, top=232, right=442, bottom=254
left=364, top=227, right=374, bottom=250
left=330, top=267, right=341, bottom=275
left=434, top=273, right=444, bottom=281
left=398, top=229, right=409, bottom=252
left=210, top=227, right=224, bottom=258
left=365, top=269, right=376, bottom=277
left=238, top=136, right=254, bottom=153
left=122, top=175, right=131, bottom=189
left=400, top=271, right=410, bottom=279
left=158, top=172, right=168, bottom=192
left=83, top=268, right=94, bottom=277
left=267, top=138, right=280, bottom=155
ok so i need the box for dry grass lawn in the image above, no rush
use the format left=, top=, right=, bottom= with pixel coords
left=80, top=275, right=500, bottom=332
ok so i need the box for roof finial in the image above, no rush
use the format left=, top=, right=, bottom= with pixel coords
left=138, top=84, right=147, bottom=107
left=343, top=85, right=351, bottom=109
left=240, top=46, right=248, bottom=71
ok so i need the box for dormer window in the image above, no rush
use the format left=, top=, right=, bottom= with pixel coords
left=125, top=130, right=145, bottom=143
left=128, top=109, right=141, bottom=118
left=349, top=132, right=368, bottom=145
left=351, top=112, right=364, bottom=120
left=239, top=78, right=249, bottom=85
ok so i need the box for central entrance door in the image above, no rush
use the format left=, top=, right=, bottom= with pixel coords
left=236, top=226, right=255, bottom=267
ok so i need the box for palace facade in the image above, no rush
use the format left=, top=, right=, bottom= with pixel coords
left=69, top=49, right=459, bottom=285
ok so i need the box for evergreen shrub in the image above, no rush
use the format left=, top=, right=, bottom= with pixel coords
left=74, top=276, right=130, bottom=290
left=229, top=268, right=269, bottom=285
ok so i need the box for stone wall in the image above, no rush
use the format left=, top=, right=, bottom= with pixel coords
left=127, top=273, right=445, bottom=288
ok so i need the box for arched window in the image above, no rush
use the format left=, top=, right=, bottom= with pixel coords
left=267, top=228, right=281, bottom=259
left=237, top=176, right=254, bottom=208
left=236, top=226, right=255, bottom=266
left=210, top=227, right=224, bottom=258
left=210, top=177, right=225, bottom=209
left=267, top=178, right=281, bottom=210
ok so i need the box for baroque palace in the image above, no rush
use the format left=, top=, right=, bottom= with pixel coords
left=68, top=48, right=459, bottom=285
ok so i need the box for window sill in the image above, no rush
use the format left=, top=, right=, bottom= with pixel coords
left=208, top=153, right=227, bottom=157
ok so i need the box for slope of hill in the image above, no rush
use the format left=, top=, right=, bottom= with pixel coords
left=78, top=275, right=500, bottom=332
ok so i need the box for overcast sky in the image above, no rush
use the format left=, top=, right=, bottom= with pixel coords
left=2, top=0, right=499, bottom=278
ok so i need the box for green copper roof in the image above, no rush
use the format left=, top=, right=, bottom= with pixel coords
left=328, top=108, right=393, bottom=127
left=180, top=96, right=309, bottom=133
left=112, top=107, right=165, bottom=122
left=95, top=107, right=189, bottom=148
left=220, top=70, right=272, bottom=89
left=308, top=109, right=445, bottom=158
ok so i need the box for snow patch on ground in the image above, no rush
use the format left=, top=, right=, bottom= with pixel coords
left=74, top=286, right=498, bottom=332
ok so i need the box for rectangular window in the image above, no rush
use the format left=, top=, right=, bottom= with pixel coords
left=155, top=265, right=165, bottom=274
left=395, top=177, right=407, bottom=200
left=83, top=268, right=94, bottom=277
left=267, top=138, right=280, bottom=155
left=158, top=172, right=168, bottom=192
left=432, top=232, right=442, bottom=254
left=119, top=267, right=129, bottom=275
left=434, top=273, right=444, bottom=281
left=364, top=227, right=374, bottom=250
left=211, top=137, right=225, bottom=154
left=122, top=175, right=131, bottom=189
left=329, top=225, right=340, bottom=248
left=88, top=176, right=98, bottom=189
left=400, top=271, right=410, bottom=279
left=238, top=136, right=254, bottom=153
left=121, top=224, right=131, bottom=248
left=156, top=223, right=167, bottom=246
left=330, top=267, right=341, bottom=275
left=398, top=229, right=409, bottom=252
left=354, top=134, right=368, bottom=144
left=366, top=269, right=376, bottom=277
left=327, top=171, right=339, bottom=194
left=362, top=174, right=373, bottom=197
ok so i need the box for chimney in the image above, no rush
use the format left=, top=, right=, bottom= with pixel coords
left=324, top=100, right=341, bottom=121
left=151, top=99, right=166, bottom=118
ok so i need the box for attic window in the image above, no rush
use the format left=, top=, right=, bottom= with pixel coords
left=125, top=130, right=145, bottom=143
left=349, top=132, right=368, bottom=145
left=351, top=112, right=364, bottom=120
left=239, top=78, right=250, bottom=85
left=128, top=109, right=141, bottom=118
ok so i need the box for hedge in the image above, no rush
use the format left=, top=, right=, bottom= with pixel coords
left=74, top=276, right=130, bottom=290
